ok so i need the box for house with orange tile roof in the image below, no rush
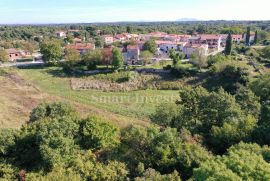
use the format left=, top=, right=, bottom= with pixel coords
left=221, top=34, right=243, bottom=46
left=199, top=34, right=222, bottom=50
left=189, top=35, right=221, bottom=50
left=139, top=32, right=168, bottom=41
left=66, top=43, right=95, bottom=54
left=102, top=35, right=114, bottom=45
left=182, top=44, right=208, bottom=58
left=232, top=35, right=243, bottom=43
left=5, top=49, right=31, bottom=61
left=165, top=34, right=191, bottom=42
left=156, top=40, right=187, bottom=53
left=115, top=34, right=129, bottom=42
left=6, top=49, right=23, bottom=61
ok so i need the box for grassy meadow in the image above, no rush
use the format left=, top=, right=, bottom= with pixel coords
left=15, top=67, right=180, bottom=125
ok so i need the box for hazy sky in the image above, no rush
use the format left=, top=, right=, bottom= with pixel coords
left=0, top=0, right=269, bottom=24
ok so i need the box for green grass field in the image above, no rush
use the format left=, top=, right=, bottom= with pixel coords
left=16, top=67, right=179, bottom=120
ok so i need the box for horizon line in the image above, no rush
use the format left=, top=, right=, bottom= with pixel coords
left=1, top=19, right=270, bottom=26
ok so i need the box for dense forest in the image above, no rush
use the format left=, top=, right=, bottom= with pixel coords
left=1, top=21, right=270, bottom=40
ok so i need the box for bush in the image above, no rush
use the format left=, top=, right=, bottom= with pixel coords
left=29, top=102, right=78, bottom=122
left=151, top=103, right=179, bottom=127
left=91, top=71, right=138, bottom=83
left=80, top=116, right=119, bottom=150
left=0, top=129, right=16, bottom=156
left=171, top=65, right=198, bottom=78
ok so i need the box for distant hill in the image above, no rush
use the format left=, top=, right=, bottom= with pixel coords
left=177, top=18, right=199, bottom=21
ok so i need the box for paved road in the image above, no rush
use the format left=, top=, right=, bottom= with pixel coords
left=0, top=61, right=44, bottom=68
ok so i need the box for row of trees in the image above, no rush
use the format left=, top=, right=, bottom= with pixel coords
left=40, top=39, right=159, bottom=71
left=39, top=39, right=125, bottom=70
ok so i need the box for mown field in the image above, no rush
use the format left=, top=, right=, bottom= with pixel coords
left=10, top=66, right=180, bottom=127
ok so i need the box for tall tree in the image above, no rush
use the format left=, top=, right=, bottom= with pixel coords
left=254, top=30, right=258, bottom=44
left=40, top=40, right=62, bottom=65
left=94, top=36, right=105, bottom=48
left=169, top=49, right=184, bottom=67
left=245, top=27, right=251, bottom=45
left=62, top=48, right=81, bottom=72
left=65, top=48, right=81, bottom=62
left=225, top=33, right=232, bottom=55
left=140, top=50, right=153, bottom=65
left=126, top=26, right=132, bottom=33
left=190, top=48, right=207, bottom=71
left=143, top=40, right=157, bottom=54
left=112, top=48, right=124, bottom=69
left=82, top=49, right=103, bottom=70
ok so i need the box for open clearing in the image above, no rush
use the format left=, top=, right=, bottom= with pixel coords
left=0, top=70, right=48, bottom=128
left=0, top=67, right=180, bottom=128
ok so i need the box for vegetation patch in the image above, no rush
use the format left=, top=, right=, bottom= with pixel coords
left=71, top=72, right=184, bottom=92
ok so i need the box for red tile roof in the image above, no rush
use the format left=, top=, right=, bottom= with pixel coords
left=66, top=43, right=95, bottom=51
left=5, top=48, right=21, bottom=54
left=127, top=45, right=139, bottom=50
left=200, top=34, right=221, bottom=40
left=155, top=40, right=186, bottom=45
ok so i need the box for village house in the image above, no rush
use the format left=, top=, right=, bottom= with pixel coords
left=115, top=34, right=129, bottom=42
left=243, top=33, right=255, bottom=43
left=199, top=35, right=222, bottom=50
left=114, top=33, right=139, bottom=42
left=6, top=49, right=22, bottom=61
left=165, top=34, right=191, bottom=42
left=221, top=34, right=243, bottom=46
left=189, top=35, right=221, bottom=50
left=139, top=31, right=168, bottom=41
left=122, top=33, right=132, bottom=40
left=66, top=43, right=95, bottom=54
left=129, top=34, right=139, bottom=41
left=232, top=34, right=243, bottom=43
left=124, top=45, right=140, bottom=64
left=5, top=49, right=31, bottom=61
left=134, top=41, right=145, bottom=50
left=182, top=44, right=208, bottom=58
left=56, top=31, right=66, bottom=38
left=220, top=34, right=228, bottom=46
left=102, top=35, right=114, bottom=45
left=156, top=40, right=187, bottom=53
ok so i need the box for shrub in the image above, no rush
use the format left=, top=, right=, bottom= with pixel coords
left=80, top=116, right=119, bottom=150
left=171, top=65, right=198, bottom=78
left=29, top=102, right=78, bottom=122
left=0, top=129, right=16, bottom=156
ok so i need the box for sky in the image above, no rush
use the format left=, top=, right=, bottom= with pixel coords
left=0, top=0, right=269, bottom=24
